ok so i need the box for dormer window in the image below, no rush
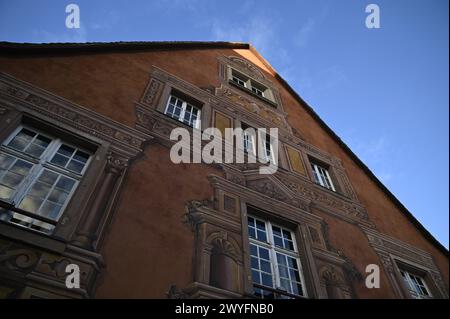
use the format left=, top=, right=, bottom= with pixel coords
left=228, top=68, right=277, bottom=107
left=232, top=74, right=247, bottom=88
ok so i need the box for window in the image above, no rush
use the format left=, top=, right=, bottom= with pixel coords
left=247, top=215, right=307, bottom=299
left=400, top=270, right=432, bottom=299
left=164, top=94, right=201, bottom=129
left=0, top=126, right=91, bottom=234
left=310, top=162, right=335, bottom=192
left=242, top=124, right=256, bottom=155
left=232, top=74, right=247, bottom=88
left=229, top=69, right=276, bottom=106
left=263, top=134, right=275, bottom=163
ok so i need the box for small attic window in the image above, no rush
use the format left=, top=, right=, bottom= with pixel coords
left=228, top=68, right=277, bottom=107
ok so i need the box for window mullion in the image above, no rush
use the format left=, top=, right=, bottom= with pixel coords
left=325, top=169, right=335, bottom=191
left=266, top=221, right=279, bottom=289
left=179, top=101, right=187, bottom=123
left=315, top=165, right=324, bottom=187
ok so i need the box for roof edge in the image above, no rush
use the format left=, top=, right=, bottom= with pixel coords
left=0, top=41, right=250, bottom=54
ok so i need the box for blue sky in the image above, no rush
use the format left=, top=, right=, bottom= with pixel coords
left=0, top=0, right=448, bottom=248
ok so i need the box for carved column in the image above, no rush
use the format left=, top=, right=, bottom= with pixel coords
left=72, top=153, right=127, bottom=249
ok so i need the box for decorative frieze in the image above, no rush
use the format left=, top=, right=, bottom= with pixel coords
left=0, top=72, right=147, bottom=158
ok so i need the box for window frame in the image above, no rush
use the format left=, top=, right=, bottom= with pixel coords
left=247, top=215, right=307, bottom=299
left=399, top=269, right=433, bottom=299
left=241, top=124, right=257, bottom=156
left=164, top=94, right=201, bottom=129
left=261, top=134, right=276, bottom=164
left=310, top=161, right=336, bottom=192
left=228, top=68, right=277, bottom=107
left=0, top=125, right=92, bottom=233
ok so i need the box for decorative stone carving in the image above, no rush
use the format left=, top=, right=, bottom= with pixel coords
left=278, top=176, right=368, bottom=221
left=215, top=87, right=288, bottom=130
left=141, top=78, right=164, bottom=107
left=183, top=199, right=215, bottom=232
left=106, top=153, right=128, bottom=176
left=167, top=284, right=189, bottom=299
left=0, top=245, right=39, bottom=271
left=0, top=73, right=147, bottom=158
left=246, top=178, right=309, bottom=211
left=229, top=56, right=267, bottom=81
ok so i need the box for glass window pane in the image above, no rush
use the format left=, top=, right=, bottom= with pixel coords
left=272, top=226, right=282, bottom=237
left=278, top=265, right=289, bottom=279
left=25, top=144, right=46, bottom=158
left=18, top=196, right=43, bottom=213
left=261, top=273, right=273, bottom=287
left=284, top=239, right=294, bottom=250
left=255, top=220, right=265, bottom=230
left=48, top=188, right=69, bottom=204
left=8, top=137, right=28, bottom=151
left=279, top=278, right=291, bottom=292
left=10, top=160, right=33, bottom=175
left=58, top=145, right=75, bottom=157
left=276, top=253, right=287, bottom=266
left=294, top=283, right=303, bottom=296
left=274, top=235, right=283, bottom=248
left=38, top=170, right=58, bottom=185
left=0, top=153, right=14, bottom=169
left=252, top=270, right=261, bottom=284
left=50, top=153, right=69, bottom=167
left=248, top=226, right=256, bottom=239
left=290, top=269, right=301, bottom=282
left=288, top=257, right=298, bottom=270
left=73, top=151, right=89, bottom=163
left=258, top=247, right=270, bottom=261
left=247, top=216, right=255, bottom=227
left=2, top=172, right=23, bottom=188
left=250, top=244, right=258, bottom=257
left=28, top=181, right=51, bottom=198
left=34, top=135, right=51, bottom=147
left=0, top=185, right=14, bottom=199
left=260, top=260, right=271, bottom=273
left=251, top=257, right=259, bottom=270
left=257, top=230, right=267, bottom=242
left=67, top=160, right=84, bottom=173
left=282, top=229, right=292, bottom=240
left=55, top=177, right=75, bottom=192
left=40, top=201, right=62, bottom=220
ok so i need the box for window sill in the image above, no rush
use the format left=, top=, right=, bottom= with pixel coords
left=228, top=80, right=278, bottom=108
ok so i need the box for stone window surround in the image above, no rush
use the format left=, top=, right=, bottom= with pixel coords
left=0, top=72, right=147, bottom=298
left=227, top=67, right=278, bottom=107
left=208, top=174, right=345, bottom=298
left=363, top=226, right=448, bottom=299
left=218, top=55, right=283, bottom=111
left=244, top=205, right=310, bottom=298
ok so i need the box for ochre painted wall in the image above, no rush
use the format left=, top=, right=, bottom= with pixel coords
left=0, top=47, right=447, bottom=298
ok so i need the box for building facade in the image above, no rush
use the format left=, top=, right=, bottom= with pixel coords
left=0, top=42, right=447, bottom=299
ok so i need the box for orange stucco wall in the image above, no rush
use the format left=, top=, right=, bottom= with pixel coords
left=0, top=47, right=447, bottom=298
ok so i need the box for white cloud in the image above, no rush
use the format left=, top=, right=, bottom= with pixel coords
left=293, top=18, right=315, bottom=47
left=32, top=23, right=88, bottom=43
